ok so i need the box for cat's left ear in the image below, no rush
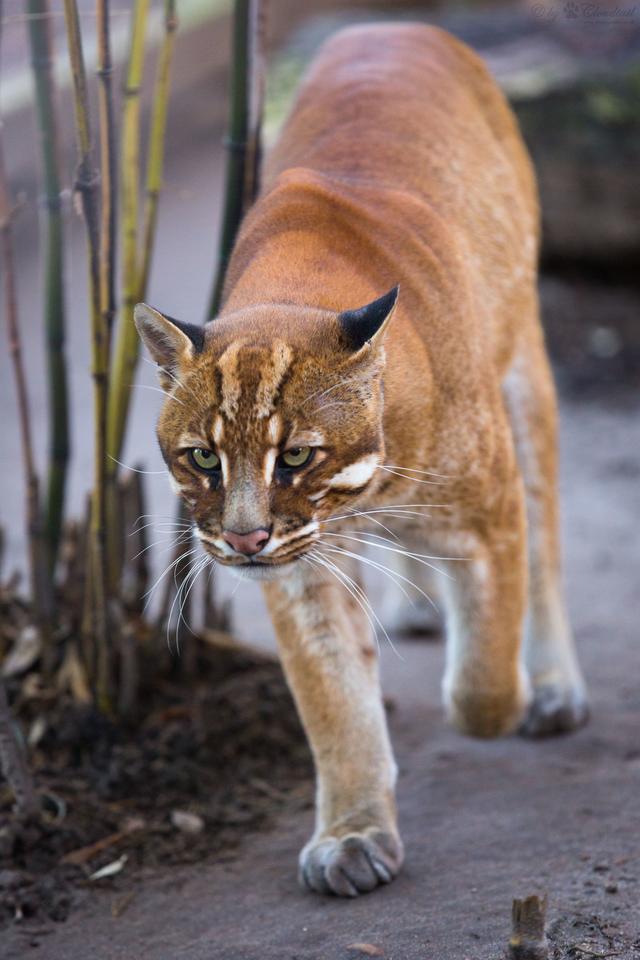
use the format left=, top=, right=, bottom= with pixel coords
left=134, top=303, right=205, bottom=384
left=338, top=285, right=399, bottom=352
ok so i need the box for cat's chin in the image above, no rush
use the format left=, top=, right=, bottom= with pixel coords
left=225, top=560, right=299, bottom=582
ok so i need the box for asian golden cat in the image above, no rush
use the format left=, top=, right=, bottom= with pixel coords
left=135, top=23, right=588, bottom=897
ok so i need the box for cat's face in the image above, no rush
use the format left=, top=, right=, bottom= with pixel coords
left=135, top=289, right=397, bottom=580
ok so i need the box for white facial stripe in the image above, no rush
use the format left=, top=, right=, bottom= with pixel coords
left=218, top=338, right=252, bottom=420
left=267, top=414, right=282, bottom=445
left=263, top=447, right=277, bottom=485
left=327, top=454, right=380, bottom=490
left=213, top=415, right=225, bottom=446
left=309, top=488, right=328, bottom=502
left=255, top=341, right=293, bottom=419
left=219, top=450, right=230, bottom=487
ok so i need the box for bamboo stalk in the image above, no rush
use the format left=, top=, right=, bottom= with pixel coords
left=106, top=0, right=150, bottom=469
left=26, top=0, right=70, bottom=574
left=207, top=0, right=266, bottom=318
left=0, top=114, right=52, bottom=671
left=96, top=0, right=117, bottom=352
left=62, top=0, right=111, bottom=709
left=137, top=0, right=178, bottom=301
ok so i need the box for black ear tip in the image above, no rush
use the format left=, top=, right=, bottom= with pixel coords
left=338, top=284, right=400, bottom=351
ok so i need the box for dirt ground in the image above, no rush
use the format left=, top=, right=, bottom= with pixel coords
left=2, top=396, right=639, bottom=959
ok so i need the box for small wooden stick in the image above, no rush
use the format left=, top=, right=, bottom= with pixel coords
left=509, top=894, right=549, bottom=960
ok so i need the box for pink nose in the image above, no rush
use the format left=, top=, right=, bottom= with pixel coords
left=222, top=527, right=271, bottom=556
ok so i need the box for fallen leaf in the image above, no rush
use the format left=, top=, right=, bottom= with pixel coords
left=346, top=944, right=384, bottom=957
left=89, top=854, right=128, bottom=881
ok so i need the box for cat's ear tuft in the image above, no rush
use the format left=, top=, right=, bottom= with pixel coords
left=338, top=285, right=399, bottom=352
left=134, top=303, right=205, bottom=380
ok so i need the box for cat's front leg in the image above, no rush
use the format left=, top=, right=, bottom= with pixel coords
left=263, top=559, right=403, bottom=897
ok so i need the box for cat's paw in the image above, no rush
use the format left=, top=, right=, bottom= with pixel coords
left=299, top=829, right=403, bottom=897
left=520, top=683, right=589, bottom=738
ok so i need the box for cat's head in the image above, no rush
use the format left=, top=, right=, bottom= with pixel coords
left=134, top=287, right=398, bottom=580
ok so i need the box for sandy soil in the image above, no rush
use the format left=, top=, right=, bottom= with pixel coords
left=3, top=398, right=639, bottom=959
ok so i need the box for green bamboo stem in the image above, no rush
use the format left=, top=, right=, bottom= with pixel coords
left=207, top=0, right=266, bottom=318
left=26, top=0, right=70, bottom=574
left=62, top=0, right=111, bottom=709
left=137, top=0, right=178, bottom=301
left=0, top=117, right=52, bottom=670
left=96, top=0, right=117, bottom=351
left=106, top=0, right=150, bottom=469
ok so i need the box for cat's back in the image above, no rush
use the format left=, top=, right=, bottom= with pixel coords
left=265, top=22, right=536, bottom=237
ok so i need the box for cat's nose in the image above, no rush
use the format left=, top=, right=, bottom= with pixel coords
left=223, top=527, right=271, bottom=556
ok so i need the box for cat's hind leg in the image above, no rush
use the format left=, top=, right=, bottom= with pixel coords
left=503, top=330, right=589, bottom=737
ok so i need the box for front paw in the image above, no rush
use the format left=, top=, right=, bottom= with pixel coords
left=299, top=828, right=403, bottom=897
left=520, top=683, right=589, bottom=738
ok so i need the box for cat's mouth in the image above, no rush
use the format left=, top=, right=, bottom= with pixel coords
left=197, top=541, right=313, bottom=580
left=196, top=526, right=317, bottom=577
left=224, top=558, right=300, bottom=582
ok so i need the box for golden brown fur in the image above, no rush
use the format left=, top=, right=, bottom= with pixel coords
left=135, top=24, right=588, bottom=897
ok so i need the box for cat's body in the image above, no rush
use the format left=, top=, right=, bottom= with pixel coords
left=136, top=24, right=588, bottom=897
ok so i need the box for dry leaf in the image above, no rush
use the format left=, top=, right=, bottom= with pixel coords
left=89, top=854, right=128, bottom=881
left=347, top=944, right=384, bottom=957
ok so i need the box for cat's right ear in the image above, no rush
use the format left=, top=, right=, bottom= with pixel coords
left=134, top=303, right=205, bottom=385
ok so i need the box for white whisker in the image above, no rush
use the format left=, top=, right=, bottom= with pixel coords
left=108, top=455, right=167, bottom=476
left=383, top=464, right=451, bottom=479
left=321, top=543, right=438, bottom=613
left=142, top=545, right=201, bottom=611
left=134, top=383, right=186, bottom=406
left=309, top=549, right=403, bottom=661
left=318, top=531, right=464, bottom=579
left=379, top=466, right=445, bottom=486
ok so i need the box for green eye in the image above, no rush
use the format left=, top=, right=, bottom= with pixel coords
left=279, top=446, right=313, bottom=469
left=189, top=448, right=220, bottom=471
